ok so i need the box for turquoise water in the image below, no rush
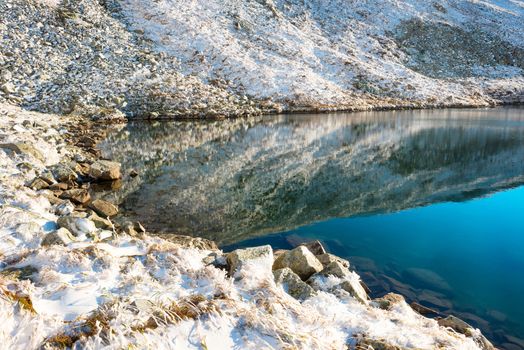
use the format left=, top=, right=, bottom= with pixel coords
left=101, top=107, right=524, bottom=348
left=224, top=186, right=524, bottom=347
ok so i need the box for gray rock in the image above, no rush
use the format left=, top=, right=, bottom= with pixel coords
left=316, top=261, right=351, bottom=279
left=316, top=253, right=350, bottom=268
left=0, top=142, right=44, bottom=162
left=299, top=240, right=326, bottom=255
left=338, top=279, right=368, bottom=304
left=273, top=245, right=323, bottom=280
left=50, top=164, right=78, bottom=183
left=89, top=160, right=121, bottom=181
left=1, top=82, right=16, bottom=94
left=41, top=227, right=76, bottom=246
left=88, top=199, right=118, bottom=217
left=410, top=302, right=438, bottom=316
left=57, top=215, right=97, bottom=236
left=273, top=267, right=315, bottom=300
left=227, top=245, right=273, bottom=274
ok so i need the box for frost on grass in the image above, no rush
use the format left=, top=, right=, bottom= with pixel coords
left=0, top=103, right=487, bottom=349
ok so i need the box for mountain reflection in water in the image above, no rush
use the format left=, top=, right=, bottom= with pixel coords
left=100, top=108, right=524, bottom=244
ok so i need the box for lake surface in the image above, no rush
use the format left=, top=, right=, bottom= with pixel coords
left=100, top=108, right=524, bottom=349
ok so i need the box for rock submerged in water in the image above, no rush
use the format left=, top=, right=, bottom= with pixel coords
left=272, top=245, right=323, bottom=280
left=273, top=267, right=315, bottom=300
left=89, top=160, right=122, bottom=181
left=88, top=199, right=118, bottom=217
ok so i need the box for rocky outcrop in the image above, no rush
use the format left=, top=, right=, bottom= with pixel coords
left=272, top=246, right=323, bottom=280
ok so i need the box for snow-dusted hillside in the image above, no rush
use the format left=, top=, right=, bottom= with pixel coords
left=115, top=0, right=524, bottom=110
left=1, top=0, right=523, bottom=116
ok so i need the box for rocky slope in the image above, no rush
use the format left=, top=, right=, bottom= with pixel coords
left=1, top=0, right=524, bottom=117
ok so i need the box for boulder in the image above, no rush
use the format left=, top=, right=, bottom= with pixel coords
left=373, top=293, right=405, bottom=310
left=88, top=211, right=113, bottom=230
left=88, top=199, right=118, bottom=217
left=299, top=240, right=326, bottom=255
left=57, top=215, right=97, bottom=237
left=89, top=160, right=121, bottom=181
left=316, top=253, right=350, bottom=268
left=317, top=260, right=350, bottom=279
left=338, top=278, right=368, bottom=304
left=50, top=163, right=78, bottom=183
left=41, top=228, right=76, bottom=246
left=273, top=246, right=323, bottom=280
left=28, top=177, right=49, bottom=190
left=59, top=188, right=91, bottom=204
left=0, top=142, right=44, bottom=162
left=155, top=233, right=218, bottom=250
left=438, top=315, right=494, bottom=350
left=274, top=268, right=315, bottom=300
left=227, top=245, right=273, bottom=275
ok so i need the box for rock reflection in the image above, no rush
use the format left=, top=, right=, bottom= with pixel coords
left=100, top=108, right=524, bottom=244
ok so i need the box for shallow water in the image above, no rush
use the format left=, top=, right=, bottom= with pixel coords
left=100, top=108, right=524, bottom=348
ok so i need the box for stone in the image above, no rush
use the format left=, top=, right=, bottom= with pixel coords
left=55, top=200, right=75, bottom=215
left=155, top=233, right=219, bottom=250
left=0, top=142, right=44, bottom=162
left=272, top=246, right=323, bottom=280
left=51, top=164, right=78, bottom=183
left=403, top=267, right=451, bottom=292
left=438, top=315, right=494, bottom=350
left=57, top=215, right=97, bottom=237
left=1, top=82, right=16, bottom=94
left=316, top=253, right=350, bottom=268
left=122, top=221, right=147, bottom=237
left=355, top=338, right=403, bottom=350
left=299, top=240, right=326, bottom=255
left=317, top=261, right=351, bottom=279
left=273, top=268, right=315, bottom=300
left=273, top=249, right=288, bottom=261
left=89, top=160, right=121, bottom=181
left=28, top=177, right=49, bottom=190
left=338, top=279, right=368, bottom=304
left=59, top=188, right=91, bottom=204
left=227, top=245, right=273, bottom=275
left=129, top=169, right=139, bottom=177
left=88, top=211, right=113, bottom=230
left=49, top=182, right=69, bottom=191
left=373, top=293, right=405, bottom=310
left=41, top=227, right=76, bottom=246
left=410, top=302, right=438, bottom=316
left=88, top=199, right=118, bottom=217
left=0, top=265, right=38, bottom=282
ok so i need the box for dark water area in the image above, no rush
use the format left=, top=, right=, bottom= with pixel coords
left=100, top=108, right=524, bottom=349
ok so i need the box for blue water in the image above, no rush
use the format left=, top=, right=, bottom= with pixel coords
left=225, top=186, right=524, bottom=346
left=101, top=107, right=524, bottom=348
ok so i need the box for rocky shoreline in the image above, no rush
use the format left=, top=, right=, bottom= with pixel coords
left=0, top=102, right=498, bottom=349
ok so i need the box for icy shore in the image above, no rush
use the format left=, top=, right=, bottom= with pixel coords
left=0, top=103, right=494, bottom=349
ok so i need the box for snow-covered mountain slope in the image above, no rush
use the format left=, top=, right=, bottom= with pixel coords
left=1, top=0, right=523, bottom=116
left=117, top=0, right=524, bottom=110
